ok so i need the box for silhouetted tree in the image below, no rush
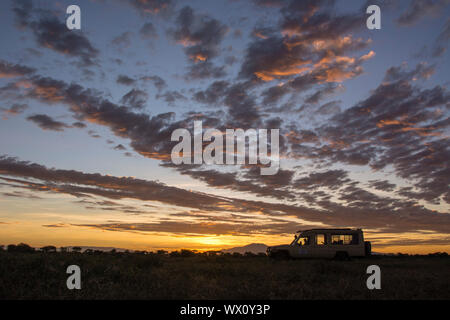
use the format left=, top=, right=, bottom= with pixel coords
left=60, top=247, right=68, bottom=253
left=8, top=243, right=35, bottom=253
left=157, top=250, right=168, bottom=255
left=41, top=246, right=56, bottom=253
left=169, top=251, right=180, bottom=257
left=0, top=245, right=4, bottom=251
left=180, top=249, right=195, bottom=257
left=72, top=246, right=82, bottom=253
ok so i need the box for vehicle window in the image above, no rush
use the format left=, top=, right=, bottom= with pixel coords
left=331, top=234, right=353, bottom=245
left=297, top=236, right=310, bottom=246
left=316, top=234, right=326, bottom=245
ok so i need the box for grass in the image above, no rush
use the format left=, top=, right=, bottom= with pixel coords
left=0, top=250, right=449, bottom=299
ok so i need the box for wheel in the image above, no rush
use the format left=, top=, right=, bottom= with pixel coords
left=272, top=251, right=290, bottom=260
left=364, top=241, right=372, bottom=257
left=334, top=251, right=349, bottom=261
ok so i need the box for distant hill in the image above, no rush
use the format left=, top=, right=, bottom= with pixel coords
left=222, top=243, right=268, bottom=254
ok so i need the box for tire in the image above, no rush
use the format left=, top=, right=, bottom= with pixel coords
left=364, top=241, right=372, bottom=257
left=334, top=251, right=349, bottom=261
left=273, top=251, right=290, bottom=260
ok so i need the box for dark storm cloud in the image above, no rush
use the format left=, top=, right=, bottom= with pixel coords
left=397, top=0, right=448, bottom=26
left=170, top=6, right=228, bottom=63
left=26, top=114, right=70, bottom=132
left=121, top=89, right=148, bottom=109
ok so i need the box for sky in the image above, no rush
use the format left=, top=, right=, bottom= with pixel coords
left=0, top=0, right=449, bottom=253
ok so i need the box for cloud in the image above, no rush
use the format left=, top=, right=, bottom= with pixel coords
left=72, top=121, right=87, bottom=129
left=397, top=0, right=448, bottom=26
left=114, top=144, right=126, bottom=151
left=26, top=114, right=70, bottom=131
left=193, top=81, right=230, bottom=105
left=369, top=180, right=396, bottom=192
left=0, top=60, right=35, bottom=78
left=156, top=90, right=187, bottom=106
left=125, top=0, right=173, bottom=15
left=139, top=22, right=158, bottom=39
left=1, top=156, right=449, bottom=235
left=31, top=17, right=98, bottom=66
left=140, top=75, right=167, bottom=91
left=111, top=31, right=133, bottom=49
left=116, top=75, right=136, bottom=86
left=433, top=17, right=450, bottom=57
left=1, top=103, right=28, bottom=118
left=11, top=0, right=33, bottom=29
left=170, top=6, right=228, bottom=63
left=121, top=89, right=148, bottom=109
left=294, top=170, right=350, bottom=190
left=185, top=62, right=226, bottom=80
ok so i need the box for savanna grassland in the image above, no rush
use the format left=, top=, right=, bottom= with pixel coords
left=0, top=247, right=449, bottom=300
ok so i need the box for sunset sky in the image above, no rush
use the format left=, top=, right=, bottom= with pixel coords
left=0, top=0, right=449, bottom=254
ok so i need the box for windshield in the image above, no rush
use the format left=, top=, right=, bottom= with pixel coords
left=291, top=234, right=310, bottom=246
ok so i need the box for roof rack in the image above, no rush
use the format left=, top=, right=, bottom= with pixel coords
left=296, top=228, right=358, bottom=233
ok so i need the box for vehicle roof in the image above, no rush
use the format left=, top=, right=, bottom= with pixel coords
left=296, top=228, right=362, bottom=233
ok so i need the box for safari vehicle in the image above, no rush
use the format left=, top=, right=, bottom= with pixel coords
left=267, top=228, right=371, bottom=260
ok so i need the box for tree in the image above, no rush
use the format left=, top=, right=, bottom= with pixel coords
left=8, top=243, right=35, bottom=253
left=60, top=247, right=68, bottom=253
left=41, top=245, right=57, bottom=253
left=72, top=246, right=82, bottom=253
left=180, top=249, right=195, bottom=257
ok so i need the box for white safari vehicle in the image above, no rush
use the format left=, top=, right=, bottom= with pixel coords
left=267, top=228, right=371, bottom=260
